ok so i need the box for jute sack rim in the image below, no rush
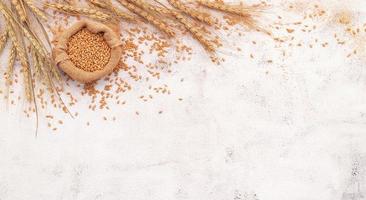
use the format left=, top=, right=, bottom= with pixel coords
left=53, top=20, right=122, bottom=83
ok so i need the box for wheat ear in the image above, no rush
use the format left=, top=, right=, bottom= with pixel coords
left=167, top=0, right=214, bottom=25
left=197, top=0, right=259, bottom=17
left=0, top=31, right=8, bottom=54
left=88, top=0, right=135, bottom=21
left=11, top=0, right=27, bottom=22
left=172, top=11, right=215, bottom=52
left=6, top=45, right=17, bottom=86
left=6, top=21, right=33, bottom=101
left=117, top=0, right=175, bottom=37
left=45, top=3, right=110, bottom=21
left=24, top=0, right=47, bottom=21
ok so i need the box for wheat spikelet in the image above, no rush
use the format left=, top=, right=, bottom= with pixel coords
left=45, top=3, right=110, bottom=21
left=118, top=0, right=175, bottom=37
left=0, top=31, right=8, bottom=54
left=6, top=45, right=17, bottom=86
left=167, top=0, right=214, bottom=25
left=88, top=0, right=135, bottom=21
left=11, top=0, right=27, bottom=22
left=24, top=0, right=47, bottom=21
left=172, top=11, right=215, bottom=52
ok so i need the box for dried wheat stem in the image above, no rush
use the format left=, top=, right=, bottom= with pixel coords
left=24, top=0, right=47, bottom=21
left=168, top=0, right=214, bottom=25
left=118, top=0, right=175, bottom=36
left=45, top=3, right=110, bottom=21
left=172, top=11, right=215, bottom=52
left=11, top=0, right=27, bottom=22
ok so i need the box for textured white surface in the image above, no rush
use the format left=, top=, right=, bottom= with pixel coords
left=1, top=0, right=366, bottom=199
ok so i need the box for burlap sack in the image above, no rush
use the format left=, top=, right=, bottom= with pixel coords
left=53, top=20, right=122, bottom=83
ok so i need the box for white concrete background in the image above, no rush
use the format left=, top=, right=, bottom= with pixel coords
left=1, top=0, right=366, bottom=199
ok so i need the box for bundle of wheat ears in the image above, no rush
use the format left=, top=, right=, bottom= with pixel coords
left=0, top=0, right=264, bottom=115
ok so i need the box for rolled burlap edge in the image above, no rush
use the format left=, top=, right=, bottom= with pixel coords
left=53, top=20, right=122, bottom=83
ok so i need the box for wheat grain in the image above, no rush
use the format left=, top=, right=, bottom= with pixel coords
left=172, top=11, right=215, bottom=52
left=168, top=0, right=214, bottom=25
left=118, top=0, right=175, bottom=36
left=45, top=3, right=110, bottom=21
left=24, top=0, right=47, bottom=21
